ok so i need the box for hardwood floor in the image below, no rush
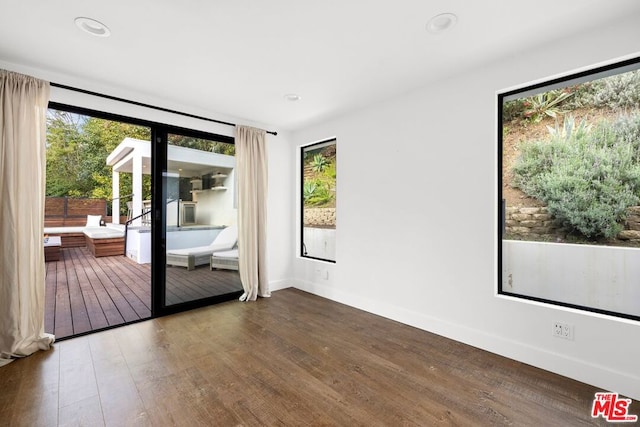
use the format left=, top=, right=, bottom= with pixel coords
left=2, top=288, right=633, bottom=426
left=45, top=247, right=242, bottom=339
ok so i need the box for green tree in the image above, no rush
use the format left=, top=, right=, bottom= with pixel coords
left=46, top=109, right=151, bottom=214
left=45, top=111, right=86, bottom=196
left=168, top=134, right=235, bottom=155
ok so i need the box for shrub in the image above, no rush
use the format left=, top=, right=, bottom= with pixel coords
left=502, top=99, right=527, bottom=122
left=512, top=115, right=640, bottom=238
left=566, top=70, right=640, bottom=111
left=324, top=160, right=336, bottom=179
left=609, top=114, right=640, bottom=156
left=563, top=82, right=600, bottom=109
left=593, top=70, right=640, bottom=111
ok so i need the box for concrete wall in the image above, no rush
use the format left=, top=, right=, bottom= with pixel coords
left=303, top=227, right=336, bottom=261
left=290, top=15, right=640, bottom=399
left=503, top=240, right=640, bottom=317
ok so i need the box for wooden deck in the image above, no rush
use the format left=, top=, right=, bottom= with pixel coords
left=45, top=247, right=242, bottom=339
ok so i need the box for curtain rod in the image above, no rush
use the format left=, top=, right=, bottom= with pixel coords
left=50, top=82, right=278, bottom=136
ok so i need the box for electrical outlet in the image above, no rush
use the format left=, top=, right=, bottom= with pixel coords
left=552, top=321, right=573, bottom=340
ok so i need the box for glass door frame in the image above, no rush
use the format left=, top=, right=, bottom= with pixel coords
left=151, top=125, right=242, bottom=317
left=47, top=102, right=241, bottom=320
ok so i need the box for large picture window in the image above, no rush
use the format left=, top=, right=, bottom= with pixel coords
left=301, top=139, right=336, bottom=262
left=499, top=56, right=640, bottom=321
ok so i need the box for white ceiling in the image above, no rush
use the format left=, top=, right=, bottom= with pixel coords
left=1, top=1, right=639, bottom=132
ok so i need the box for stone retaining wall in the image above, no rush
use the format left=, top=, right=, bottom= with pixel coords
left=505, top=206, right=562, bottom=239
left=619, top=206, right=640, bottom=241
left=303, top=208, right=336, bottom=227
left=506, top=205, right=640, bottom=242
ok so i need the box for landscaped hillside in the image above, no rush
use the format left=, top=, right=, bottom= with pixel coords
left=502, top=69, right=640, bottom=244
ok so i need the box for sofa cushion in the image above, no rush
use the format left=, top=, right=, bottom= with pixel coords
left=86, top=215, right=102, bottom=227
left=44, top=226, right=86, bottom=234
left=212, top=249, right=238, bottom=259
left=84, top=227, right=124, bottom=239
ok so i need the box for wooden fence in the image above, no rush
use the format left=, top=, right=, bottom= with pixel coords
left=44, top=197, right=125, bottom=226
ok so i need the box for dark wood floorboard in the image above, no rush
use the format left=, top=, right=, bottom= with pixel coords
left=3, top=288, right=634, bottom=426
left=44, top=247, right=243, bottom=339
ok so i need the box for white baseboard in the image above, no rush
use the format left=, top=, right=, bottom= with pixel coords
left=293, top=279, right=640, bottom=401
left=269, top=279, right=293, bottom=292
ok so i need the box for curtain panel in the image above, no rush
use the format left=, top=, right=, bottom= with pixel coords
left=235, top=125, right=270, bottom=301
left=0, top=70, right=54, bottom=365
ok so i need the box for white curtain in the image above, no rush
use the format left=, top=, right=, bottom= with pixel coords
left=0, top=70, right=54, bottom=366
left=235, top=125, right=270, bottom=301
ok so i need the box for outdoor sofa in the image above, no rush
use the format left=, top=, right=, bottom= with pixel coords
left=44, top=215, right=125, bottom=257
left=83, top=223, right=126, bottom=257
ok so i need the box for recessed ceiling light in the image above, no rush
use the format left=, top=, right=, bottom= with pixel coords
left=426, top=13, right=457, bottom=34
left=75, top=17, right=111, bottom=37
left=284, top=94, right=301, bottom=102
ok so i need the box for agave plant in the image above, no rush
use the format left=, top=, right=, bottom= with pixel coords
left=523, top=90, right=574, bottom=123
left=311, top=154, right=329, bottom=172
left=303, top=181, right=317, bottom=202
left=546, top=115, right=593, bottom=141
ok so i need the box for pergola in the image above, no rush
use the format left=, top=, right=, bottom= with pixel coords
left=106, top=138, right=235, bottom=225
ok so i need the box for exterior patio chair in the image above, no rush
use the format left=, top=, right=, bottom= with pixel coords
left=166, top=224, right=237, bottom=270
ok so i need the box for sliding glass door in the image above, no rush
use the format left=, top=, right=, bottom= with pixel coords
left=44, top=104, right=153, bottom=339
left=158, top=129, right=243, bottom=310
left=43, top=101, right=243, bottom=331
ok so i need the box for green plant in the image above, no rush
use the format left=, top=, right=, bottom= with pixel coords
left=593, top=70, right=640, bottom=111
left=324, top=160, right=336, bottom=179
left=609, top=114, right=640, bottom=157
left=522, top=90, right=574, bottom=123
left=546, top=115, right=593, bottom=141
left=512, top=116, right=640, bottom=239
left=502, top=99, right=527, bottom=122
left=303, top=179, right=333, bottom=207
left=303, top=181, right=317, bottom=203
left=564, top=70, right=640, bottom=111
left=311, top=154, right=329, bottom=172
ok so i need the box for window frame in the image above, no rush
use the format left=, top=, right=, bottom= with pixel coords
left=300, top=138, right=337, bottom=263
left=497, top=55, right=640, bottom=322
left=47, top=101, right=240, bottom=320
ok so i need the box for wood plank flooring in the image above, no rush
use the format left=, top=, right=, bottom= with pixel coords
left=45, top=247, right=242, bottom=339
left=2, top=288, right=634, bottom=426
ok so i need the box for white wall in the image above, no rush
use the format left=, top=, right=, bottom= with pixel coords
left=267, top=130, right=295, bottom=291
left=290, top=16, right=640, bottom=399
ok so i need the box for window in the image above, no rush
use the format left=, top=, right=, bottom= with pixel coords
left=498, top=56, right=640, bottom=321
left=301, top=139, right=336, bottom=262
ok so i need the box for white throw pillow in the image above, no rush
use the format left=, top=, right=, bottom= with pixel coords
left=86, top=215, right=102, bottom=227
